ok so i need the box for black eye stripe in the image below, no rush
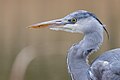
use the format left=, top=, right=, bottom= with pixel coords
left=68, top=19, right=71, bottom=22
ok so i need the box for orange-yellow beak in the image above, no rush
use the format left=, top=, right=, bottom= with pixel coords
left=28, top=19, right=65, bottom=29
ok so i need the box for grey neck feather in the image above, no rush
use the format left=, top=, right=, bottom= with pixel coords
left=67, top=29, right=103, bottom=80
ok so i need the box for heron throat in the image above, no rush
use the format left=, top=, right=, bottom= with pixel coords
left=81, top=30, right=103, bottom=56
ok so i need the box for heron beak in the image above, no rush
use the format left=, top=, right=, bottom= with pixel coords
left=28, top=19, right=66, bottom=29
left=28, top=18, right=76, bottom=33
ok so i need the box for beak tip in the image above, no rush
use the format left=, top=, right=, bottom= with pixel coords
left=26, top=25, right=41, bottom=29
left=26, top=25, right=30, bottom=29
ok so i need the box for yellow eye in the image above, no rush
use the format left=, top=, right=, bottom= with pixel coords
left=71, top=18, right=77, bottom=23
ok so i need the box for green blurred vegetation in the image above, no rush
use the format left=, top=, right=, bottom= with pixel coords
left=0, top=0, right=120, bottom=80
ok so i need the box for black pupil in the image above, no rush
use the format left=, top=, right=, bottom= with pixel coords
left=71, top=18, right=76, bottom=23
left=72, top=19, right=76, bottom=21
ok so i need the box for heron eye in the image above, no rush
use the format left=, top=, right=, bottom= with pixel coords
left=70, top=18, right=77, bottom=23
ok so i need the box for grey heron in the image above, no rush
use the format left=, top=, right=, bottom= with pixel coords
left=28, top=10, right=120, bottom=80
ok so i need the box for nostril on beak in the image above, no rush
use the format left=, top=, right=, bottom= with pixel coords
left=56, top=21, right=62, bottom=22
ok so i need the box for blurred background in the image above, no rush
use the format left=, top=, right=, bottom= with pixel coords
left=0, top=0, right=120, bottom=80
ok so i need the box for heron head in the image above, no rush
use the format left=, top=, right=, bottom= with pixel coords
left=28, top=10, right=109, bottom=37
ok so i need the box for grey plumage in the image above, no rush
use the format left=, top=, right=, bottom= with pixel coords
left=89, top=49, right=120, bottom=80
left=65, top=10, right=120, bottom=80
left=29, top=10, right=120, bottom=80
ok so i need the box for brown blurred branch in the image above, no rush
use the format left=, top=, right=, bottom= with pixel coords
left=10, top=46, right=37, bottom=80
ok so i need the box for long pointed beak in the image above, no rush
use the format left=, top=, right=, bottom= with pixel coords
left=28, top=19, right=65, bottom=29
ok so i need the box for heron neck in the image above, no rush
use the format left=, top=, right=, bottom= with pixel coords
left=67, top=31, right=103, bottom=80
left=82, top=31, right=103, bottom=55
